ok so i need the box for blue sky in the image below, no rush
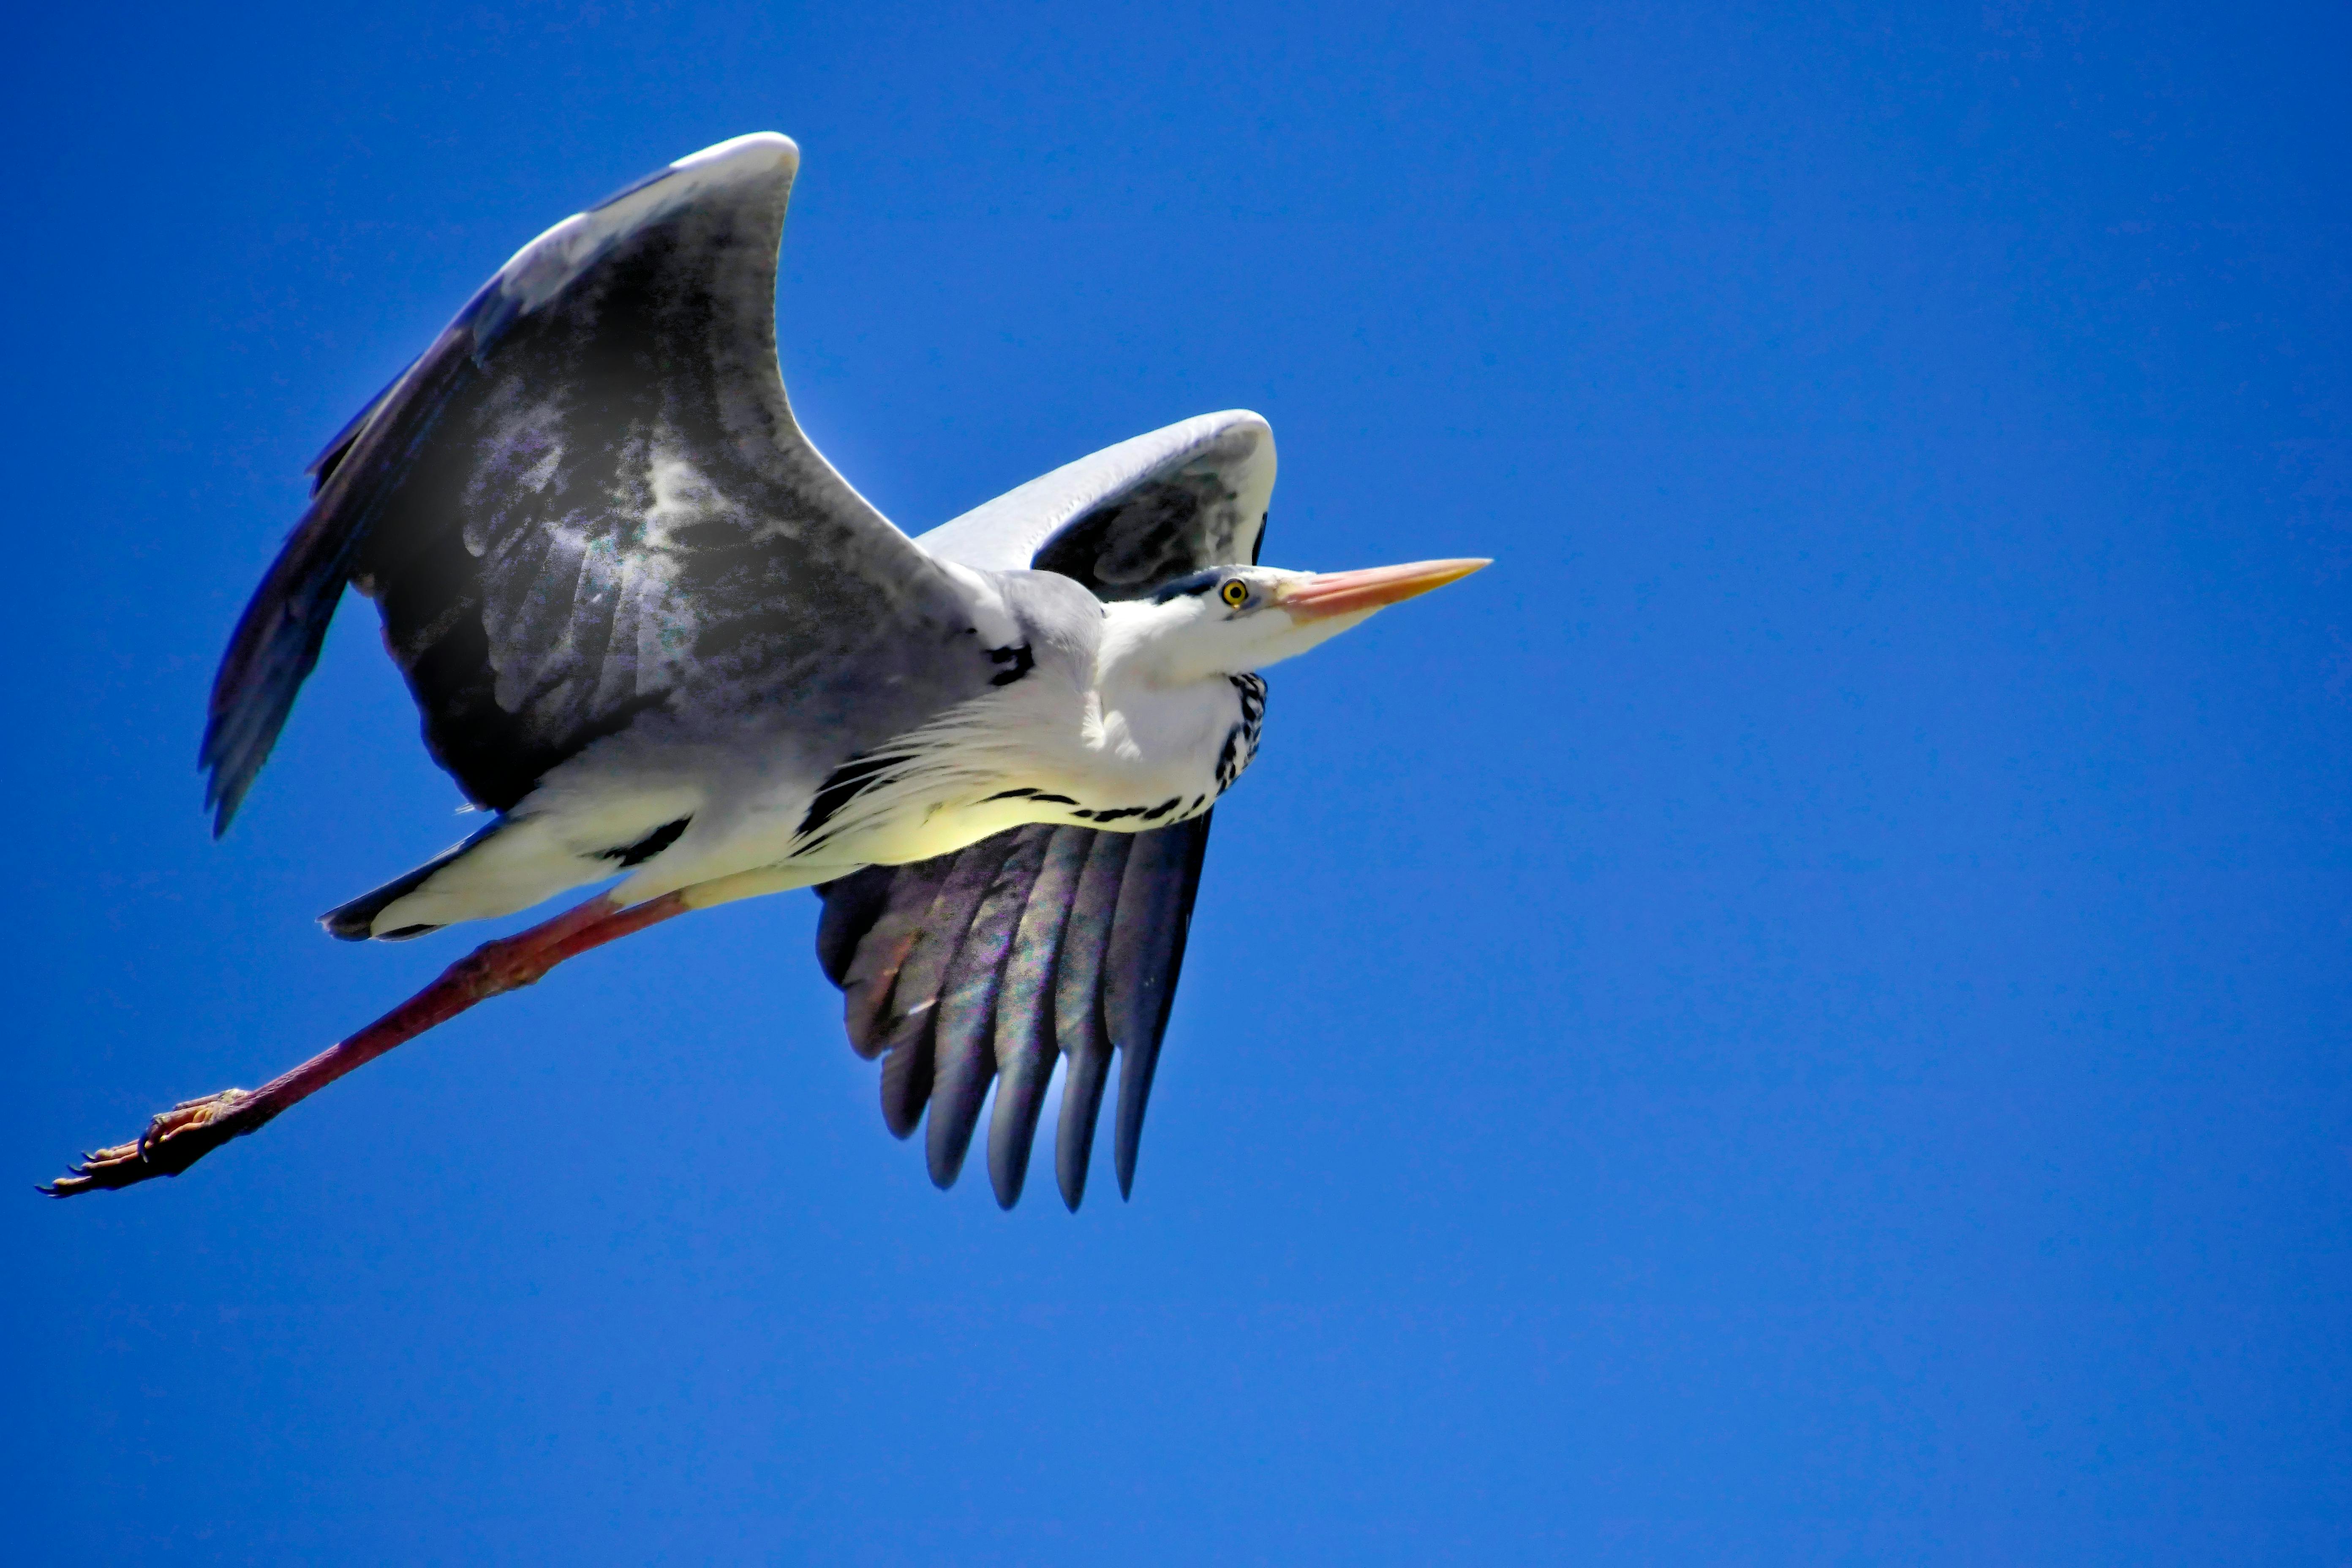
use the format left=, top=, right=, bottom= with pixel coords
left=7, top=1, right=2349, bottom=1560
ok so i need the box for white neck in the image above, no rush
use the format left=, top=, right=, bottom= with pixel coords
left=949, top=606, right=1257, bottom=823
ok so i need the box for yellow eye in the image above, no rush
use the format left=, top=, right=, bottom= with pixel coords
left=1220, top=579, right=1250, bottom=608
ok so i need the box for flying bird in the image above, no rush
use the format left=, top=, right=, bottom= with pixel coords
left=46, top=133, right=1485, bottom=1207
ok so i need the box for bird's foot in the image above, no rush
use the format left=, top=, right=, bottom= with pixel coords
left=39, top=894, right=678, bottom=1200
left=41, top=1088, right=278, bottom=1197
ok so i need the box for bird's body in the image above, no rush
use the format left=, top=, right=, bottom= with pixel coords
left=49, top=132, right=1483, bottom=1206
left=354, top=565, right=1269, bottom=935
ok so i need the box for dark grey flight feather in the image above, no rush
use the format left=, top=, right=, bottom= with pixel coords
left=811, top=408, right=1271, bottom=1207
left=1050, top=828, right=1137, bottom=1210
left=1105, top=815, right=1214, bottom=1198
left=816, top=812, right=1216, bottom=1211
left=201, top=134, right=985, bottom=834
left=833, top=857, right=954, bottom=1059
left=985, top=826, right=1093, bottom=1207
left=874, top=835, right=1021, bottom=1139
left=925, top=828, right=1056, bottom=1187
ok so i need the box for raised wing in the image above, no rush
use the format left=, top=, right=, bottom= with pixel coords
left=201, top=133, right=976, bottom=832
left=916, top=410, right=1273, bottom=589
left=813, top=413, right=1274, bottom=1208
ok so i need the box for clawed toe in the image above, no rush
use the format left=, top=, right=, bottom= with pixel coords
left=41, top=1088, right=272, bottom=1197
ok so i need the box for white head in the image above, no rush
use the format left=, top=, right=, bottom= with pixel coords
left=1099, top=558, right=1490, bottom=688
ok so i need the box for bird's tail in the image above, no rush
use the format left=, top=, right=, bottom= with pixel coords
left=320, top=804, right=695, bottom=940
left=319, top=821, right=508, bottom=941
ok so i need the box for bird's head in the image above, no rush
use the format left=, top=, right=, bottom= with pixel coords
left=1100, top=558, right=1490, bottom=687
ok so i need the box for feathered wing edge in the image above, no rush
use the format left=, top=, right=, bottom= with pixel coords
left=815, top=812, right=1213, bottom=1209
left=913, top=409, right=1273, bottom=583
left=198, top=345, right=460, bottom=836
left=198, top=133, right=811, bottom=835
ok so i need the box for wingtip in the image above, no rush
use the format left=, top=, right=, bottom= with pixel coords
left=925, top=1108, right=976, bottom=1190
left=202, top=773, right=242, bottom=840
left=681, top=131, right=799, bottom=172
left=596, top=133, right=797, bottom=214
left=1112, top=1106, right=1145, bottom=1200
left=1112, top=1102, right=1146, bottom=1199
left=1056, top=1103, right=1094, bottom=1212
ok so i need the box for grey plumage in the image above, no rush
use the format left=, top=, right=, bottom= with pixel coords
left=202, top=136, right=999, bottom=838
left=118, top=132, right=1475, bottom=1214
left=1106, top=817, right=1212, bottom=1197
left=874, top=835, right=1015, bottom=1138
left=925, top=828, right=1051, bottom=1186
left=814, top=811, right=1213, bottom=1209
left=987, top=827, right=1092, bottom=1207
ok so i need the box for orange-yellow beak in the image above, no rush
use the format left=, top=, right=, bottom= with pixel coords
left=1277, top=558, right=1491, bottom=622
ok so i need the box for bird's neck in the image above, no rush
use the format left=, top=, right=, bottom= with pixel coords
left=813, top=639, right=1262, bottom=868
left=1085, top=667, right=1241, bottom=780
left=977, top=641, right=1263, bottom=819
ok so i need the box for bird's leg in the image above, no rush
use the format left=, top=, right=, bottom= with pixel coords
left=43, top=890, right=689, bottom=1196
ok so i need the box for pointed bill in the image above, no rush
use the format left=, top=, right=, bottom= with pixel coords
left=1277, top=558, right=1491, bottom=622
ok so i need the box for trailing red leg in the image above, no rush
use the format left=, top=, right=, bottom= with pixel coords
left=43, top=891, right=688, bottom=1196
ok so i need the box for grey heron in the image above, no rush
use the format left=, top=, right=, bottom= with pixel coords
left=46, top=133, right=1486, bottom=1208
